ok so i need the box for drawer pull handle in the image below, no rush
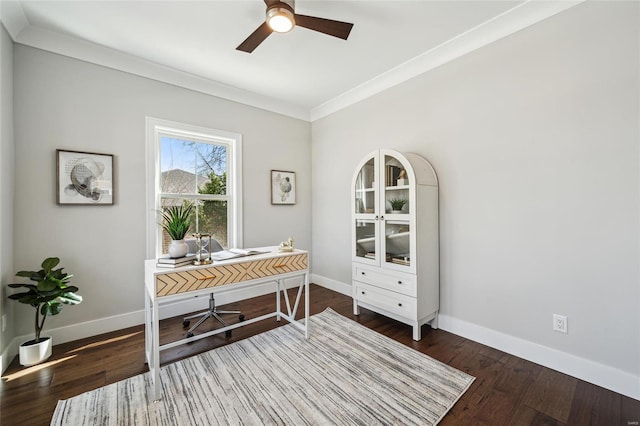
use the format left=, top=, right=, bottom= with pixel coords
left=398, top=303, right=403, bottom=307
left=397, top=281, right=402, bottom=284
left=274, top=264, right=287, bottom=268
left=198, top=275, right=216, bottom=280
left=361, top=291, right=365, bottom=295
left=361, top=272, right=366, bottom=275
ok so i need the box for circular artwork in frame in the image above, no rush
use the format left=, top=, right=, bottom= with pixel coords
left=271, top=170, right=296, bottom=205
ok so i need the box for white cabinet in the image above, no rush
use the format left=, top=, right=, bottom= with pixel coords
left=351, top=149, right=439, bottom=341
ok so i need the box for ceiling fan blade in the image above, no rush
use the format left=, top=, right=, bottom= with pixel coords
left=237, top=22, right=273, bottom=53
left=294, top=14, right=353, bottom=40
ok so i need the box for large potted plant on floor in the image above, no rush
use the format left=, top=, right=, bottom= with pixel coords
left=8, top=257, right=82, bottom=366
left=162, top=201, right=194, bottom=258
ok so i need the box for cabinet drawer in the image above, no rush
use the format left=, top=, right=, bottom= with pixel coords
left=354, top=281, right=415, bottom=318
left=354, top=266, right=416, bottom=297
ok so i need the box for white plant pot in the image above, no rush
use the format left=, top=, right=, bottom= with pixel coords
left=19, top=336, right=52, bottom=366
left=168, top=239, right=188, bottom=258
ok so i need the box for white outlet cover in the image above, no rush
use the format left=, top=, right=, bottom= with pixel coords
left=553, top=314, right=568, bottom=333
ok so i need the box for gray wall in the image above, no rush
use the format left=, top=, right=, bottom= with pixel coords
left=0, top=23, right=15, bottom=369
left=312, top=1, right=639, bottom=377
left=11, top=45, right=311, bottom=337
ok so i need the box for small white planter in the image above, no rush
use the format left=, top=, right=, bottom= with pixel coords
left=19, top=336, right=52, bottom=366
left=168, top=239, right=188, bottom=258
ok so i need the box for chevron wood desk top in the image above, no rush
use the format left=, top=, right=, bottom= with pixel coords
left=145, top=247, right=308, bottom=298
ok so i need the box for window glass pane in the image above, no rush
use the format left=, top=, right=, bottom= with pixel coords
left=161, top=136, right=229, bottom=197
left=197, top=200, right=228, bottom=248
left=160, top=137, right=196, bottom=194
left=198, top=170, right=227, bottom=198
left=195, top=143, right=228, bottom=196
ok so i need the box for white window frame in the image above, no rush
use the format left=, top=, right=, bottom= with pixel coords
left=145, top=117, right=243, bottom=258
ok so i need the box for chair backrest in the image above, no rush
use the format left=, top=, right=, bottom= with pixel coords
left=186, top=238, right=224, bottom=254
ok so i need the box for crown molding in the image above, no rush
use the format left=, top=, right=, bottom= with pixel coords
left=2, top=0, right=584, bottom=123
left=2, top=1, right=310, bottom=122
left=18, top=25, right=311, bottom=121
left=0, top=1, right=29, bottom=39
left=310, top=0, right=586, bottom=121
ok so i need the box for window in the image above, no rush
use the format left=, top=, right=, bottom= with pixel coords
left=146, top=118, right=242, bottom=258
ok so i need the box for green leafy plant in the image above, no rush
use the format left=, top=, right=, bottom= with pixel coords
left=389, top=198, right=407, bottom=211
left=8, top=257, right=82, bottom=343
left=161, top=201, right=194, bottom=240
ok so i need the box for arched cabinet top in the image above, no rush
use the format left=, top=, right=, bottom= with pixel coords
left=403, top=152, right=438, bottom=187
left=357, top=149, right=437, bottom=187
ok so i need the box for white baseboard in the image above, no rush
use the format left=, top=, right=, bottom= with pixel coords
left=310, top=274, right=351, bottom=296
left=312, top=274, right=639, bottom=400
left=1, top=338, right=16, bottom=374
left=5, top=274, right=638, bottom=401
left=438, top=314, right=640, bottom=400
left=1, top=277, right=303, bottom=374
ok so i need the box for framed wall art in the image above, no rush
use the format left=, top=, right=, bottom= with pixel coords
left=57, top=149, right=114, bottom=205
left=271, top=170, right=296, bottom=205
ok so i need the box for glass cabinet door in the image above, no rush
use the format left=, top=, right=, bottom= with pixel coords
left=353, top=154, right=379, bottom=264
left=354, top=219, right=377, bottom=262
left=380, top=152, right=414, bottom=271
left=354, top=157, right=376, bottom=215
left=382, top=220, right=412, bottom=268
left=353, top=151, right=415, bottom=270
left=383, top=153, right=410, bottom=216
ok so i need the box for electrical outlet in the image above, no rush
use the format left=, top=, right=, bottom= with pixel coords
left=553, top=314, right=568, bottom=333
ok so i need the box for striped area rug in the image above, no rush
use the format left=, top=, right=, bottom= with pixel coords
left=51, top=309, right=474, bottom=425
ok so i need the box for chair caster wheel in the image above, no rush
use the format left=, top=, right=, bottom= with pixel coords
left=239, top=314, right=245, bottom=321
left=225, top=330, right=232, bottom=338
left=183, top=320, right=190, bottom=328
left=186, top=332, right=194, bottom=338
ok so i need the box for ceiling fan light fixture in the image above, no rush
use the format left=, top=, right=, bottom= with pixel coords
left=236, top=0, right=353, bottom=53
left=267, top=7, right=295, bottom=33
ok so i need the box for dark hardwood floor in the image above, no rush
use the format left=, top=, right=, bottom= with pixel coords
left=1, top=285, right=638, bottom=425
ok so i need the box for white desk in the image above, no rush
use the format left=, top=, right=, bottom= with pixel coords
left=144, top=247, right=309, bottom=400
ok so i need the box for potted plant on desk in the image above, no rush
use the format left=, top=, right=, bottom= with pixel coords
left=8, top=257, right=82, bottom=366
left=161, top=201, right=194, bottom=258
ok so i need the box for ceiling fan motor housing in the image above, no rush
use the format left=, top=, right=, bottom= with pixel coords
left=267, top=1, right=296, bottom=32
left=271, top=0, right=295, bottom=10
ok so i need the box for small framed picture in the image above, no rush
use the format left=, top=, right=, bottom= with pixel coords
left=57, top=149, right=114, bottom=205
left=271, top=170, right=296, bottom=205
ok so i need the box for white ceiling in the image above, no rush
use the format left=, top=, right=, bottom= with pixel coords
left=1, top=0, right=583, bottom=121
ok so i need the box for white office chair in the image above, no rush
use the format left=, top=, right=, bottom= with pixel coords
left=182, top=238, right=245, bottom=338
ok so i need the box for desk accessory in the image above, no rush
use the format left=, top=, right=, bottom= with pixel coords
left=192, top=233, right=212, bottom=265
left=278, top=236, right=294, bottom=252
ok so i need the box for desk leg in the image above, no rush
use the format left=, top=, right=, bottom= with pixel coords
left=144, top=292, right=150, bottom=363
left=151, top=297, right=161, bottom=401
left=304, top=272, right=309, bottom=340
left=276, top=279, right=281, bottom=321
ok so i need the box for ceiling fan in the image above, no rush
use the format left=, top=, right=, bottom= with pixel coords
left=237, top=0, right=354, bottom=53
